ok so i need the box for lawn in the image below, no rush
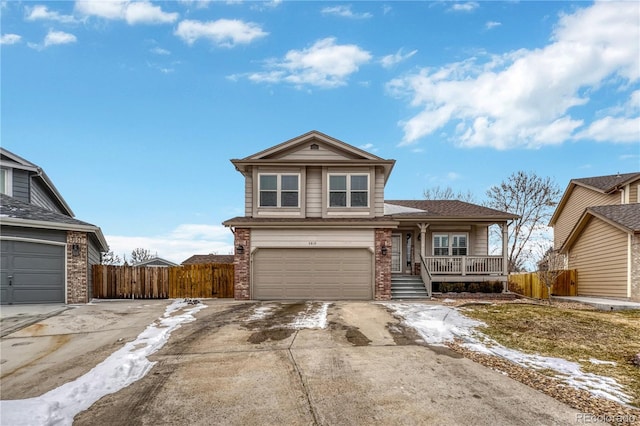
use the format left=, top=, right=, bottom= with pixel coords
left=459, top=302, right=640, bottom=409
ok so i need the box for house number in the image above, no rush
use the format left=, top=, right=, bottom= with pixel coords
left=308, top=241, right=317, bottom=245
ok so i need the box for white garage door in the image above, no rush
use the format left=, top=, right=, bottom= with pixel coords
left=252, top=248, right=372, bottom=300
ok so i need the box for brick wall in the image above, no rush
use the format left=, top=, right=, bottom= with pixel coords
left=234, top=228, right=251, bottom=300
left=375, top=228, right=392, bottom=300
left=66, top=231, right=88, bottom=303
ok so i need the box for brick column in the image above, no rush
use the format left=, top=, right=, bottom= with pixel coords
left=66, top=231, right=88, bottom=304
left=375, top=228, right=392, bottom=300
left=234, top=228, right=251, bottom=300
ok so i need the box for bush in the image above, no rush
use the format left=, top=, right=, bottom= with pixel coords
left=492, top=281, right=505, bottom=293
left=479, top=282, right=493, bottom=293
left=467, top=283, right=480, bottom=293
left=508, top=280, right=524, bottom=295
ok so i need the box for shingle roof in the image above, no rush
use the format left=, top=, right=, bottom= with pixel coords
left=384, top=200, right=519, bottom=219
left=0, top=194, right=94, bottom=227
left=588, top=204, right=640, bottom=233
left=182, top=254, right=235, bottom=265
left=573, top=172, right=640, bottom=193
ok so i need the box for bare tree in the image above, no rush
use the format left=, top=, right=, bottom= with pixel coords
left=101, top=251, right=122, bottom=265
left=485, top=171, right=561, bottom=273
left=536, top=247, right=565, bottom=305
left=423, top=186, right=476, bottom=203
left=130, top=248, right=153, bottom=265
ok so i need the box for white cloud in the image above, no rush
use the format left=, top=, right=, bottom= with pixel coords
left=388, top=2, right=640, bottom=149
left=26, top=5, right=78, bottom=23
left=0, top=33, right=21, bottom=45
left=485, top=21, right=501, bottom=30
left=321, top=5, right=372, bottom=19
left=175, top=19, right=268, bottom=47
left=75, top=0, right=178, bottom=25
left=106, top=224, right=234, bottom=264
left=381, top=48, right=417, bottom=68
left=450, top=2, right=479, bottom=13
left=150, top=46, right=170, bottom=55
left=246, top=37, right=372, bottom=89
left=44, top=30, right=77, bottom=46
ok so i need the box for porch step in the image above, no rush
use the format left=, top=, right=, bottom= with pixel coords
left=391, top=275, right=430, bottom=299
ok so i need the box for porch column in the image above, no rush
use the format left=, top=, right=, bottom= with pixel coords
left=502, top=222, right=509, bottom=292
left=418, top=223, right=429, bottom=258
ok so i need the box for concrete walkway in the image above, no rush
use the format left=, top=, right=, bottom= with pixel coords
left=0, top=304, right=70, bottom=337
left=554, top=296, right=640, bottom=311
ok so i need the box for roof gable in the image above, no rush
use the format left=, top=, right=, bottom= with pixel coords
left=244, top=130, right=383, bottom=161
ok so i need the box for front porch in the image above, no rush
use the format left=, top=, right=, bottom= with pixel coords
left=422, top=255, right=506, bottom=282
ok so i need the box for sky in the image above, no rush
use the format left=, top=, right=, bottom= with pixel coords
left=2, top=0, right=639, bottom=263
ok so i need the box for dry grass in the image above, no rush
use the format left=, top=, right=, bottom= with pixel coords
left=459, top=302, right=640, bottom=408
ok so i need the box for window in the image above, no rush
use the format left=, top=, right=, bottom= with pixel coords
left=328, top=174, right=369, bottom=207
left=0, top=168, right=10, bottom=196
left=259, top=174, right=299, bottom=208
left=433, top=233, right=467, bottom=256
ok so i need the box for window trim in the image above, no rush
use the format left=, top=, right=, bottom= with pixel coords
left=258, top=173, right=300, bottom=208
left=0, top=167, right=12, bottom=196
left=433, top=233, right=468, bottom=256
left=327, top=173, right=369, bottom=208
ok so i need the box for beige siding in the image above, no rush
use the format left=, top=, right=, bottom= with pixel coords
left=628, top=180, right=639, bottom=203
left=568, top=217, right=628, bottom=298
left=271, top=140, right=359, bottom=160
left=472, top=225, right=489, bottom=256
left=554, top=186, right=619, bottom=249
left=251, top=228, right=375, bottom=249
left=306, top=167, right=322, bottom=217
left=252, top=248, right=372, bottom=300
left=244, top=172, right=253, bottom=217
left=374, top=167, right=385, bottom=217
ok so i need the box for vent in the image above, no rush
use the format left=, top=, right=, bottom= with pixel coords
left=310, top=143, right=319, bottom=150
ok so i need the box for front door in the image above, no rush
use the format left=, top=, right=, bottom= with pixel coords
left=391, top=234, right=402, bottom=273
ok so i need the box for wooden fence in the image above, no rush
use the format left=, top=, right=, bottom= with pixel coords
left=508, top=269, right=577, bottom=299
left=92, top=263, right=234, bottom=299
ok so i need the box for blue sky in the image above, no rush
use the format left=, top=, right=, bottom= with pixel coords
left=2, top=0, right=639, bottom=263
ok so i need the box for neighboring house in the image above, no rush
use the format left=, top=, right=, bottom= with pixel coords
left=223, top=131, right=517, bottom=300
left=550, top=172, right=640, bottom=302
left=182, top=254, right=234, bottom=265
left=0, top=148, right=108, bottom=305
left=132, top=257, right=178, bottom=267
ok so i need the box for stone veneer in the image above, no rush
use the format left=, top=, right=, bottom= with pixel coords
left=374, top=228, right=392, bottom=300
left=233, top=228, right=251, bottom=300
left=66, top=231, right=88, bottom=304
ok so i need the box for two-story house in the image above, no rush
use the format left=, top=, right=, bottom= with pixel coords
left=223, top=131, right=518, bottom=300
left=0, top=148, right=108, bottom=304
left=550, top=172, right=640, bottom=302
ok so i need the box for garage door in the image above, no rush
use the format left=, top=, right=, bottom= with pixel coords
left=253, top=248, right=372, bottom=300
left=0, top=240, right=65, bottom=305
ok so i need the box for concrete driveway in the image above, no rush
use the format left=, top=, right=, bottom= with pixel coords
left=2, top=300, right=581, bottom=425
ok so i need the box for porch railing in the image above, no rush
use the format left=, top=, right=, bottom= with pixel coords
left=423, top=256, right=504, bottom=276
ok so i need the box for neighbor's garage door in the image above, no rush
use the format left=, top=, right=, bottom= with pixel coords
left=0, top=240, right=65, bottom=305
left=253, top=248, right=372, bottom=300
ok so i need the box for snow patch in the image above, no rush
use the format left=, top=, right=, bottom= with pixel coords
left=289, top=302, right=329, bottom=329
left=385, top=302, right=632, bottom=406
left=248, top=304, right=276, bottom=321
left=0, top=300, right=207, bottom=426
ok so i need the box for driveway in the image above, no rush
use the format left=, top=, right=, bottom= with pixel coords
left=2, top=300, right=582, bottom=425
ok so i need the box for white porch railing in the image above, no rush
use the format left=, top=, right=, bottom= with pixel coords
left=423, top=256, right=504, bottom=275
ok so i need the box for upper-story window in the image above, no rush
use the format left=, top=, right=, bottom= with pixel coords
left=259, top=174, right=299, bottom=208
left=433, top=233, right=468, bottom=256
left=329, top=174, right=369, bottom=207
left=0, top=168, right=10, bottom=196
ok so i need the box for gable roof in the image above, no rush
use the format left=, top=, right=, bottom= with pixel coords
left=0, top=147, right=75, bottom=217
left=182, top=254, right=234, bottom=265
left=385, top=200, right=519, bottom=221
left=560, top=203, right=640, bottom=252
left=133, top=257, right=178, bottom=267
left=0, top=194, right=108, bottom=251
left=550, top=172, right=640, bottom=226
left=231, top=130, right=396, bottom=184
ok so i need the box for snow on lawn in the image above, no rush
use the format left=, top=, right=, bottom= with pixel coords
left=385, top=303, right=632, bottom=406
left=0, top=300, right=207, bottom=426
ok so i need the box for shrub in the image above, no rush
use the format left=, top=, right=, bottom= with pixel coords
left=467, top=283, right=480, bottom=293
left=479, top=282, right=493, bottom=293
left=492, top=281, right=504, bottom=293
left=508, top=280, right=524, bottom=295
